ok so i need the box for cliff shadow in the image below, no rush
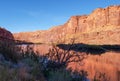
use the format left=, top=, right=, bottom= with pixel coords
left=57, top=43, right=120, bottom=55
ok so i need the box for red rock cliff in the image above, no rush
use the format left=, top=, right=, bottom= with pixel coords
left=14, top=5, right=120, bottom=44
left=0, top=27, right=14, bottom=42
left=0, top=27, right=14, bottom=53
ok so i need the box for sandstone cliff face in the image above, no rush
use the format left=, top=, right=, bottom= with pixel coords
left=0, top=28, right=14, bottom=39
left=14, top=5, right=120, bottom=44
left=0, top=27, right=14, bottom=43
left=0, top=27, right=14, bottom=54
left=65, top=5, right=120, bottom=33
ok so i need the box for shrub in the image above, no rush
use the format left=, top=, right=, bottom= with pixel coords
left=0, top=65, right=19, bottom=81
left=0, top=40, right=21, bottom=63
left=48, top=68, right=72, bottom=81
left=44, top=44, right=86, bottom=69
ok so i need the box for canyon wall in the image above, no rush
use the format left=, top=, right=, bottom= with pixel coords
left=14, top=5, right=120, bottom=44
left=0, top=27, right=14, bottom=44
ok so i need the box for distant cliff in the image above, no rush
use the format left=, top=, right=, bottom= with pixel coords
left=14, top=5, right=120, bottom=44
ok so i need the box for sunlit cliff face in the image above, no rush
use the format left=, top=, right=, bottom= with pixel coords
left=13, top=5, right=120, bottom=44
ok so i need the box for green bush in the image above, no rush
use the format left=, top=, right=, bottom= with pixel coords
left=0, top=65, right=19, bottom=81
left=48, top=68, right=72, bottom=81
left=0, top=41, right=21, bottom=63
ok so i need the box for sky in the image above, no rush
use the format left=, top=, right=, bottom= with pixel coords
left=0, top=0, right=120, bottom=33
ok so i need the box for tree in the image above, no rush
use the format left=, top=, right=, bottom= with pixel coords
left=42, top=34, right=87, bottom=70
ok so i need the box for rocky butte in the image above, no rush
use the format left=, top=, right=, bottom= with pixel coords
left=14, top=5, right=120, bottom=44
left=0, top=27, right=14, bottom=45
left=0, top=27, right=15, bottom=59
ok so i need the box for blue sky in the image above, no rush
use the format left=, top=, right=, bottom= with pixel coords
left=0, top=0, right=120, bottom=33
